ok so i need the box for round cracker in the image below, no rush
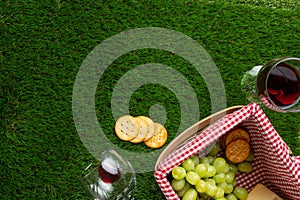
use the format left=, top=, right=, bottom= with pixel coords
left=144, top=123, right=168, bottom=148
left=130, top=117, right=149, bottom=143
left=225, top=127, right=250, bottom=147
left=114, top=115, right=139, bottom=141
left=219, top=132, right=228, bottom=148
left=136, top=116, right=155, bottom=141
left=225, top=139, right=250, bottom=163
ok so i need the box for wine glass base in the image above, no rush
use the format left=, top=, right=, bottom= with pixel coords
left=241, top=65, right=263, bottom=104
left=247, top=65, right=263, bottom=76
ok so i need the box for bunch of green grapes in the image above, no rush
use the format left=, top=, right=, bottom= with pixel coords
left=171, top=143, right=253, bottom=200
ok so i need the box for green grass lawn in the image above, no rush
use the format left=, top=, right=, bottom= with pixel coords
left=1, top=0, right=300, bottom=199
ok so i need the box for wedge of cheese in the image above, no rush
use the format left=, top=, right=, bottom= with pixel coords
left=247, top=184, right=283, bottom=200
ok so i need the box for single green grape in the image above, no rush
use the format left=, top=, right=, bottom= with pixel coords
left=212, top=157, right=226, bottom=173
left=233, top=187, right=248, bottom=200
left=221, top=163, right=230, bottom=174
left=245, top=151, right=254, bottom=162
left=205, top=165, right=217, bottom=178
left=191, top=155, right=200, bottom=166
left=217, top=182, right=227, bottom=190
left=206, top=182, right=218, bottom=197
left=225, top=171, right=235, bottom=184
left=213, top=173, right=226, bottom=184
left=229, top=164, right=239, bottom=175
left=195, top=179, right=207, bottom=193
left=232, top=179, right=237, bottom=187
left=218, top=182, right=233, bottom=194
left=214, top=186, right=225, bottom=199
left=207, top=156, right=215, bottom=165
left=177, top=182, right=191, bottom=197
left=226, top=193, right=238, bottom=200
left=200, top=157, right=210, bottom=165
left=208, top=142, right=220, bottom=156
left=224, top=183, right=233, bottom=194
left=172, top=166, right=186, bottom=180
left=182, top=158, right=195, bottom=172
left=182, top=188, right=198, bottom=200
left=237, top=161, right=253, bottom=173
left=171, top=178, right=186, bottom=191
left=186, top=171, right=200, bottom=185
left=205, top=178, right=216, bottom=186
left=195, top=163, right=208, bottom=178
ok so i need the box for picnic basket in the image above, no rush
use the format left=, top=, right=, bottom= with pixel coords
left=154, top=103, right=300, bottom=200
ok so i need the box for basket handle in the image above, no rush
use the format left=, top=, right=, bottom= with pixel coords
left=155, top=105, right=244, bottom=170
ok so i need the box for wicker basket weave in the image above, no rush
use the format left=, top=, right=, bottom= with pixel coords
left=154, top=103, right=300, bottom=200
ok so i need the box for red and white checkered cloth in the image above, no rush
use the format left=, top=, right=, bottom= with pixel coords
left=154, top=103, right=300, bottom=200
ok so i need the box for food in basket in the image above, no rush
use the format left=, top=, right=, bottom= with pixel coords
left=245, top=151, right=254, bottom=162
left=114, top=115, right=168, bottom=148
left=224, top=127, right=250, bottom=147
left=207, top=142, right=221, bottom=157
left=219, top=126, right=254, bottom=171
left=172, top=166, right=186, bottom=180
left=212, top=157, right=227, bottom=173
left=247, top=184, right=283, bottom=200
left=237, top=161, right=253, bottom=173
left=186, top=171, right=200, bottom=185
left=225, top=139, right=251, bottom=163
left=170, top=152, right=249, bottom=200
left=213, top=172, right=226, bottom=183
left=169, top=139, right=256, bottom=200
left=177, top=182, right=191, bottom=197
left=171, top=178, right=187, bottom=191
left=233, top=187, right=248, bottom=200
left=182, top=158, right=196, bottom=172
left=226, top=193, right=238, bottom=200
left=204, top=165, right=217, bottom=178
left=195, top=179, right=207, bottom=193
left=182, top=188, right=198, bottom=200
left=191, top=154, right=200, bottom=166
left=194, top=163, right=208, bottom=178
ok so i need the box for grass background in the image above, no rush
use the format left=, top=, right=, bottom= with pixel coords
left=1, top=0, right=300, bottom=199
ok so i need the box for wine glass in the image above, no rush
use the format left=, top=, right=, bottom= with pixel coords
left=241, top=57, right=300, bottom=113
left=81, top=149, right=136, bottom=200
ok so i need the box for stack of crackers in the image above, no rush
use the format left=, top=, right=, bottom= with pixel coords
left=114, top=115, right=168, bottom=148
left=220, top=127, right=251, bottom=163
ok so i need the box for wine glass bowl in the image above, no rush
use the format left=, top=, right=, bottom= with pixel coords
left=242, top=57, right=300, bottom=113
left=81, top=149, right=136, bottom=200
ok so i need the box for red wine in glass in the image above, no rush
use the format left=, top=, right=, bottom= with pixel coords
left=267, top=62, right=300, bottom=108
left=98, top=157, right=121, bottom=184
left=251, top=57, right=300, bottom=112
